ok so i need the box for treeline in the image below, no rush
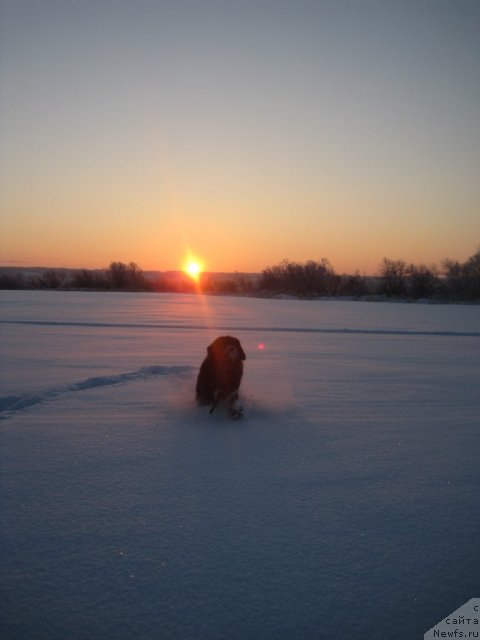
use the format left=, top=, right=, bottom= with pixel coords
left=1, top=249, right=479, bottom=301
left=0, top=262, right=152, bottom=292
left=0, top=261, right=257, bottom=295
left=258, top=249, right=480, bottom=301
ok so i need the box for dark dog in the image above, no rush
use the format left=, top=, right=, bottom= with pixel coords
left=196, top=336, right=246, bottom=418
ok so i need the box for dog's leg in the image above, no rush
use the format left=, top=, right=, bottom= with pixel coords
left=209, top=389, right=221, bottom=414
left=226, top=390, right=243, bottom=419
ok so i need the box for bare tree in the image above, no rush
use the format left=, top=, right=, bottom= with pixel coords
left=406, top=263, right=440, bottom=298
left=259, top=259, right=337, bottom=296
left=379, top=258, right=408, bottom=296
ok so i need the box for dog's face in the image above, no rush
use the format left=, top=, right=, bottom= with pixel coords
left=207, top=336, right=246, bottom=363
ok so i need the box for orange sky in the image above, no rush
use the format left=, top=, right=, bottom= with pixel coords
left=1, top=1, right=479, bottom=275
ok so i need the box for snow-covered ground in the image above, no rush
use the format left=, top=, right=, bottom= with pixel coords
left=1, top=290, right=479, bottom=640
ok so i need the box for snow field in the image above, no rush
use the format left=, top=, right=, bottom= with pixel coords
left=1, top=291, right=479, bottom=639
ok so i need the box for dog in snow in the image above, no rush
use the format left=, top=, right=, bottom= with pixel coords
left=196, top=336, right=246, bottom=418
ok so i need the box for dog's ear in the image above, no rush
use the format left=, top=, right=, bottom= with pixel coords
left=231, top=337, right=246, bottom=360
left=207, top=337, right=223, bottom=357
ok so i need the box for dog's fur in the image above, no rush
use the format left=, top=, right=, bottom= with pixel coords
left=196, top=336, right=246, bottom=418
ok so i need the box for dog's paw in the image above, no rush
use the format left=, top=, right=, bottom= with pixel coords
left=228, top=401, right=244, bottom=420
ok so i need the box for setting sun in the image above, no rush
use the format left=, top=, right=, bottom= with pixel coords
left=184, top=259, right=203, bottom=282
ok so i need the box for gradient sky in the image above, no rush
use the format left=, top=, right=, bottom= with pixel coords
left=1, top=0, right=479, bottom=274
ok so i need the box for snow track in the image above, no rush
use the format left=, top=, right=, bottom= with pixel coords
left=0, top=365, right=194, bottom=419
left=1, top=319, right=479, bottom=338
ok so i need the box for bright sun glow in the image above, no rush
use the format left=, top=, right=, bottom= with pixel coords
left=184, top=259, right=203, bottom=281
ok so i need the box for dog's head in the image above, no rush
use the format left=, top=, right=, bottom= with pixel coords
left=207, top=336, right=246, bottom=363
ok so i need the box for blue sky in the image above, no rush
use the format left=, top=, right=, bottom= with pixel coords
left=1, top=0, right=479, bottom=273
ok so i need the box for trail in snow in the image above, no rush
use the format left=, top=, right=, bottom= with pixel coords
left=1, top=319, right=479, bottom=338
left=0, top=365, right=195, bottom=419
